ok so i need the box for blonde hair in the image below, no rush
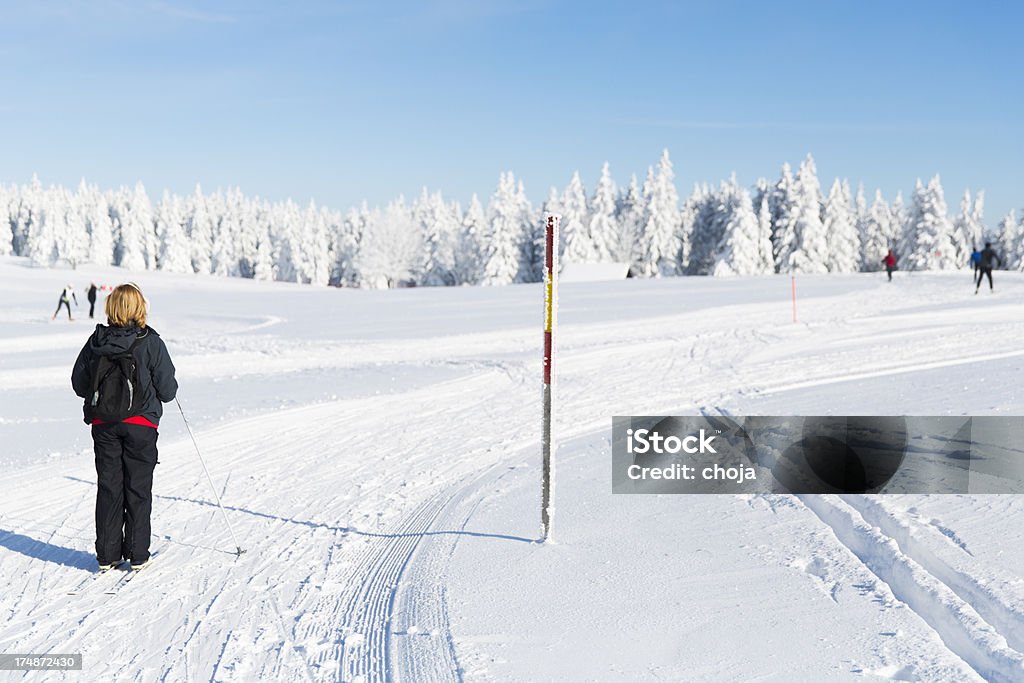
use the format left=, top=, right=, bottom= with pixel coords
left=105, top=283, right=148, bottom=328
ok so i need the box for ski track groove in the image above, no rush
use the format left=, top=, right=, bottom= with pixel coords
left=352, top=495, right=449, bottom=682
left=797, top=494, right=1024, bottom=683
left=387, top=470, right=501, bottom=683
left=840, top=494, right=1024, bottom=653
left=391, top=460, right=524, bottom=683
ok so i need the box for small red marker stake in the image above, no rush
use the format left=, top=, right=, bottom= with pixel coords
left=791, top=275, right=797, bottom=323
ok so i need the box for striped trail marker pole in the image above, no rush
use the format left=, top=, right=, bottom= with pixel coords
left=791, top=275, right=797, bottom=323
left=541, top=214, right=559, bottom=542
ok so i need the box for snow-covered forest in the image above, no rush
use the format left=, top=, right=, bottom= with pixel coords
left=3, top=151, right=1022, bottom=288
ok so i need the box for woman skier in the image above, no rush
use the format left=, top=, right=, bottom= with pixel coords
left=51, top=284, right=78, bottom=320
left=71, top=283, right=178, bottom=571
left=882, top=249, right=898, bottom=282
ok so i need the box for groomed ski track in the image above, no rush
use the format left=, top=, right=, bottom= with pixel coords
left=2, top=267, right=1024, bottom=681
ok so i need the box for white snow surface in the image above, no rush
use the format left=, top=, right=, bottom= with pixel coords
left=2, top=256, right=1024, bottom=682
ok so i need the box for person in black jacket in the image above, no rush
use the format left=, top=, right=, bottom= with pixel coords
left=71, top=283, right=177, bottom=570
left=87, top=282, right=98, bottom=319
left=975, top=242, right=1001, bottom=294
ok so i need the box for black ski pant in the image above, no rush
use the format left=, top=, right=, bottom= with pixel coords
left=92, top=422, right=159, bottom=565
left=977, top=267, right=993, bottom=290
left=53, top=297, right=71, bottom=319
left=88, top=298, right=96, bottom=318
left=886, top=267, right=893, bottom=281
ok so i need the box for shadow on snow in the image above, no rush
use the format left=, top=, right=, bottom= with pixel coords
left=64, top=476, right=537, bottom=544
left=0, top=528, right=96, bottom=569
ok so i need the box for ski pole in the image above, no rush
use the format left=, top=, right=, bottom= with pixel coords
left=176, top=397, right=246, bottom=557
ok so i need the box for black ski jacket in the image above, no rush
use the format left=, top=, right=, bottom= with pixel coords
left=71, top=324, right=178, bottom=426
left=979, top=247, right=1001, bottom=269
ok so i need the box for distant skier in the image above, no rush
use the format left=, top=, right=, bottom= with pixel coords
left=87, top=282, right=99, bottom=319
left=51, top=284, right=78, bottom=321
left=975, top=242, right=1001, bottom=294
left=882, top=249, right=897, bottom=282
left=969, top=246, right=982, bottom=281
left=71, top=283, right=178, bottom=571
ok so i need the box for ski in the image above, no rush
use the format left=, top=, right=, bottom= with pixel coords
left=103, top=554, right=157, bottom=594
left=66, top=563, right=125, bottom=596
left=103, top=569, right=134, bottom=594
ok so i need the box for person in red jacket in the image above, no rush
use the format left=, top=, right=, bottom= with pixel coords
left=882, top=249, right=897, bottom=282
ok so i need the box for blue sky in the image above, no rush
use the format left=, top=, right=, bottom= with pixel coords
left=2, top=0, right=1022, bottom=224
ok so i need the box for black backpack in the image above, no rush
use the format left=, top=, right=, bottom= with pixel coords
left=86, top=337, right=144, bottom=422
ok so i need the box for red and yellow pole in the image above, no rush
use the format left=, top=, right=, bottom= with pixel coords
left=542, top=214, right=559, bottom=541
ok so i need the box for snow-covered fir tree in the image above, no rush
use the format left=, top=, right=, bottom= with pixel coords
left=80, top=183, right=113, bottom=267
left=414, top=190, right=460, bottom=286
left=860, top=190, right=894, bottom=271
left=186, top=186, right=214, bottom=275
left=208, top=191, right=235, bottom=278
left=754, top=190, right=774, bottom=274
left=110, top=182, right=155, bottom=271
left=26, top=185, right=57, bottom=266
left=311, top=202, right=336, bottom=285
left=226, top=188, right=256, bottom=278
left=678, top=184, right=700, bottom=273
left=906, top=176, right=957, bottom=270
left=853, top=185, right=872, bottom=270
left=331, top=203, right=368, bottom=286
left=586, top=162, right=619, bottom=262
left=751, top=176, right=774, bottom=272
left=155, top=190, right=191, bottom=273
left=638, top=150, right=681, bottom=277
left=894, top=190, right=917, bottom=265
left=250, top=201, right=276, bottom=282
left=769, top=163, right=796, bottom=273
left=852, top=183, right=868, bottom=245
left=512, top=179, right=538, bottom=283
left=995, top=210, right=1020, bottom=270
left=822, top=179, right=859, bottom=272
left=971, top=191, right=987, bottom=249
left=357, top=198, right=420, bottom=288
left=452, top=194, right=486, bottom=285
left=0, top=185, right=12, bottom=257
left=952, top=189, right=985, bottom=267
left=480, top=172, right=528, bottom=286
left=558, top=171, right=591, bottom=264
left=1014, top=213, right=1024, bottom=271
left=55, top=186, right=89, bottom=268
left=712, top=185, right=770, bottom=276
left=614, top=175, right=644, bottom=271
left=687, top=180, right=728, bottom=275
left=12, top=176, right=42, bottom=257
left=779, top=155, right=828, bottom=273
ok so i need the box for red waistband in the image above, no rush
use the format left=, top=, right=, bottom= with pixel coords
left=91, top=416, right=158, bottom=429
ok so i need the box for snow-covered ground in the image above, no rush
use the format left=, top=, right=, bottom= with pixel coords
left=1, top=256, right=1023, bottom=682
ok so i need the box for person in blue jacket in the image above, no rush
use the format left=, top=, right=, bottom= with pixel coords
left=969, top=246, right=982, bottom=281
